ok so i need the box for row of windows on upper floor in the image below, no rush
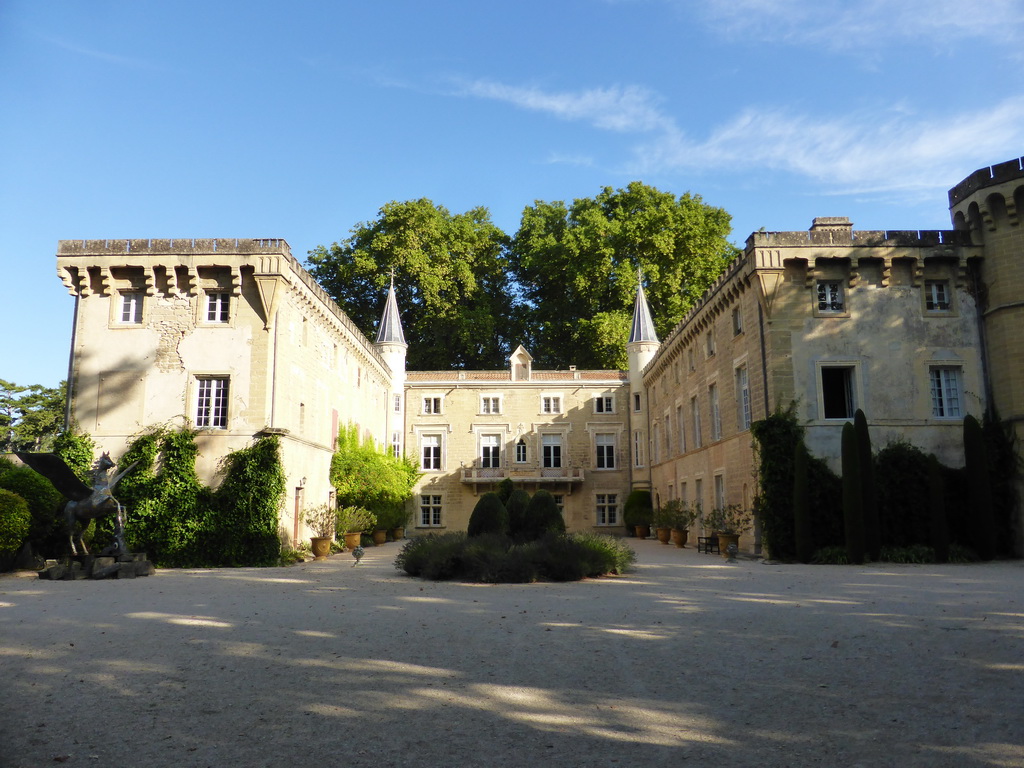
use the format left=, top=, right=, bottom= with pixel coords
left=644, top=362, right=967, bottom=466
left=417, top=492, right=621, bottom=528
left=662, top=279, right=956, bottom=390
left=116, top=291, right=232, bottom=325
left=418, top=394, right=619, bottom=417
left=418, top=432, right=620, bottom=472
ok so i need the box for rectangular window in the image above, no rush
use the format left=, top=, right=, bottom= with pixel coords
left=732, top=306, right=743, bottom=336
left=596, top=493, right=618, bottom=526
left=595, top=395, right=614, bottom=414
left=481, top=434, right=501, bottom=468
left=421, top=434, right=442, bottom=470
left=481, top=396, right=501, bottom=414
left=391, top=431, right=401, bottom=458
left=710, top=384, right=722, bottom=441
left=196, top=377, right=229, bottom=428
left=119, top=293, right=143, bottom=324
left=694, top=478, right=703, bottom=515
left=423, top=397, right=441, bottom=415
left=930, top=367, right=962, bottom=418
left=706, top=330, right=716, bottom=358
left=394, top=394, right=402, bottom=413
left=419, top=494, right=442, bottom=527
left=676, top=405, right=685, bottom=454
left=821, top=366, right=855, bottom=419
left=515, top=438, right=527, bottom=463
left=542, top=434, right=562, bottom=468
left=817, top=281, right=845, bottom=313
left=714, top=474, right=725, bottom=511
left=633, top=430, right=644, bottom=467
left=206, top=292, right=230, bottom=323
left=633, top=393, right=641, bottom=412
left=552, top=494, right=564, bottom=515
left=692, top=396, right=702, bottom=448
left=736, top=366, right=751, bottom=431
left=925, top=280, right=951, bottom=312
left=688, top=347, right=696, bottom=372
left=652, top=423, right=660, bottom=464
left=541, top=396, right=562, bottom=414
left=595, top=433, right=615, bottom=469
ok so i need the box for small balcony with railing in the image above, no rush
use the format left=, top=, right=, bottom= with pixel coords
left=459, top=459, right=585, bottom=486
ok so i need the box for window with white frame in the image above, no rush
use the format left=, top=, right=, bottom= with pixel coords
left=736, top=366, right=751, bottom=431
left=652, top=423, right=660, bottom=464
left=419, top=494, right=443, bottom=527
left=421, top=434, right=442, bottom=470
left=515, top=438, right=527, bottom=463
left=422, top=397, right=442, bottom=414
left=596, top=493, right=618, bottom=526
left=633, top=430, right=644, bottom=467
left=694, top=478, right=703, bottom=515
left=480, top=396, right=501, bottom=414
left=552, top=494, right=564, bottom=515
left=595, top=433, right=615, bottom=469
left=710, top=384, right=722, bottom=441
left=542, top=434, right=562, bottom=468
left=732, top=306, right=743, bottom=336
left=925, top=280, right=951, bottom=312
left=595, top=395, right=614, bottom=414
left=541, top=395, right=562, bottom=414
left=691, top=396, right=702, bottom=448
left=205, top=292, right=230, bottom=323
left=119, top=293, right=143, bottom=324
left=196, top=377, right=229, bottom=429
left=481, top=434, right=501, bottom=468
left=706, top=330, right=716, bottom=357
left=820, top=366, right=855, bottom=419
left=391, top=431, right=401, bottom=458
left=817, top=280, right=845, bottom=313
left=393, top=394, right=402, bottom=413
left=930, top=367, right=962, bottom=418
left=714, top=474, right=725, bottom=511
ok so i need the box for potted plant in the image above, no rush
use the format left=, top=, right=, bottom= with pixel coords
left=336, top=506, right=376, bottom=551
left=704, top=504, right=753, bottom=558
left=623, top=489, right=653, bottom=539
left=652, top=504, right=675, bottom=544
left=664, top=499, right=698, bottom=548
left=304, top=503, right=335, bottom=561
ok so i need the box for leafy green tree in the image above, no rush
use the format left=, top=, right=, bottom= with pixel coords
left=510, top=183, right=738, bottom=368
left=0, top=379, right=67, bottom=452
left=307, top=199, right=519, bottom=370
left=330, top=423, right=420, bottom=526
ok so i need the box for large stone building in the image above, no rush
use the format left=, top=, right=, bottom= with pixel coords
left=55, top=157, right=1024, bottom=554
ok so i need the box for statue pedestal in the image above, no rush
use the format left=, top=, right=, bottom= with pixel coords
left=38, top=553, right=154, bottom=580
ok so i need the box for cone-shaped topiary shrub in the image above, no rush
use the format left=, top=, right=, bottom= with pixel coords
left=842, top=421, right=865, bottom=564
left=522, top=489, right=565, bottom=541
left=495, top=478, right=514, bottom=505
left=855, top=409, right=880, bottom=561
left=928, top=455, right=950, bottom=563
left=964, top=414, right=996, bottom=560
left=623, top=489, right=653, bottom=531
left=505, top=489, right=531, bottom=542
left=467, top=492, right=508, bottom=538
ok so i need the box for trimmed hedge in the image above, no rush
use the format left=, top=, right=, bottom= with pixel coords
left=0, top=489, right=31, bottom=554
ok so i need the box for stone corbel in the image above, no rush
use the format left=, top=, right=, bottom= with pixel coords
left=979, top=202, right=996, bottom=232
left=757, top=269, right=785, bottom=320
left=1006, top=195, right=1019, bottom=227
left=230, top=267, right=242, bottom=296
left=254, top=275, right=283, bottom=330
left=58, top=266, right=80, bottom=296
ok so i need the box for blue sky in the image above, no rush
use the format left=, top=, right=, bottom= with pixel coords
left=3, top=0, right=1023, bottom=389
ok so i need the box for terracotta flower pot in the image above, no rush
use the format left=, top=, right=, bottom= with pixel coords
left=391, top=527, right=405, bottom=541
left=634, top=524, right=651, bottom=540
left=309, top=536, right=332, bottom=561
left=371, top=529, right=388, bottom=546
left=670, top=528, right=688, bottom=548
left=343, top=532, right=362, bottom=550
left=717, top=532, right=740, bottom=558
left=656, top=527, right=672, bottom=544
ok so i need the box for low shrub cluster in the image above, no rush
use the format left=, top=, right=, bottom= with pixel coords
left=394, top=531, right=636, bottom=583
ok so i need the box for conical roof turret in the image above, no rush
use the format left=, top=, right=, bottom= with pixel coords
left=628, top=276, right=659, bottom=344
left=375, top=275, right=406, bottom=346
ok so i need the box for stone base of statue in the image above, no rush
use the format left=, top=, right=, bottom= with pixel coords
left=38, top=553, right=155, bottom=580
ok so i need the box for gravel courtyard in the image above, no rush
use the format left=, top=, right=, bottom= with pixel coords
left=1, top=540, right=1022, bottom=768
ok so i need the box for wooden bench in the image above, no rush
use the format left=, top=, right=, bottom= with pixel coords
left=697, top=535, right=719, bottom=554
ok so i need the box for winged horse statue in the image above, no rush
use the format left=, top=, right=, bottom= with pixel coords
left=15, top=451, right=136, bottom=556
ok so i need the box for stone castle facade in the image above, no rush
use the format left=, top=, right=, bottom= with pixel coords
left=55, top=157, right=1024, bottom=554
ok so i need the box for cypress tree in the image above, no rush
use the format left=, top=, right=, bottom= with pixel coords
left=964, top=414, right=996, bottom=560
left=505, top=489, right=531, bottom=542
left=842, top=421, right=865, bottom=564
left=855, top=409, right=880, bottom=560
left=522, top=489, right=565, bottom=541
left=793, top=439, right=813, bottom=563
left=928, top=455, right=949, bottom=563
left=467, top=492, right=508, bottom=538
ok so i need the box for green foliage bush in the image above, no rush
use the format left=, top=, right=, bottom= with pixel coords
left=52, top=429, right=97, bottom=481
left=522, top=490, right=565, bottom=541
left=393, top=531, right=634, bottom=583
left=965, top=414, right=996, bottom=560
left=623, top=489, right=653, bottom=528
left=331, top=423, right=419, bottom=529
left=467, top=492, right=508, bottom=538
left=0, top=489, right=31, bottom=554
left=842, top=421, right=865, bottom=564
left=0, top=465, right=64, bottom=547
left=875, top=440, right=932, bottom=548
left=505, top=489, right=531, bottom=541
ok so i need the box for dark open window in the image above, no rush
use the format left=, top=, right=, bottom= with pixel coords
left=821, top=367, right=854, bottom=419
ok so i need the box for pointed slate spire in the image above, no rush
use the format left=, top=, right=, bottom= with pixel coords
left=628, top=270, right=659, bottom=344
left=375, top=272, right=406, bottom=345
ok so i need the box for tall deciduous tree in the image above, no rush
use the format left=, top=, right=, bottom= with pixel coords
left=0, top=379, right=66, bottom=452
left=307, top=199, right=519, bottom=370
left=510, top=182, right=738, bottom=368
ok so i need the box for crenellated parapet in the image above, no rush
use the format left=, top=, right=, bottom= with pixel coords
left=949, top=157, right=1024, bottom=235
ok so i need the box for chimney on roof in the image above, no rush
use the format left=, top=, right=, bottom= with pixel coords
left=809, top=217, right=853, bottom=232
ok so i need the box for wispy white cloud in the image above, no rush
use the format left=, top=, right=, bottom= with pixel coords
left=458, top=77, right=1024, bottom=199
left=695, top=0, right=1024, bottom=51
left=41, top=35, right=162, bottom=69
